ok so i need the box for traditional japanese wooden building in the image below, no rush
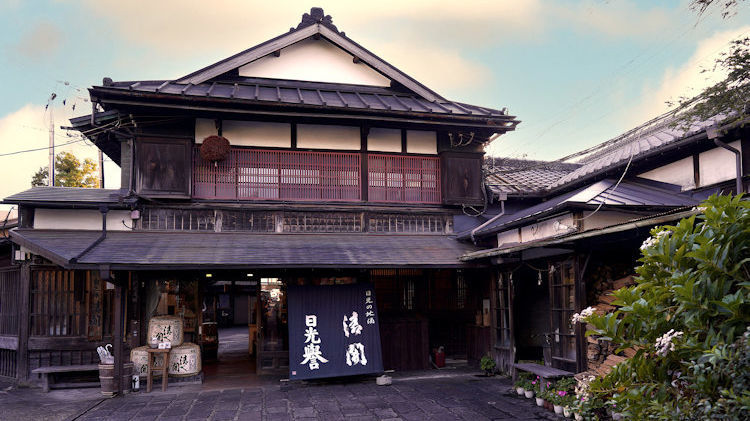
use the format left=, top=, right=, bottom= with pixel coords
left=0, top=8, right=519, bottom=389
left=464, top=112, right=749, bottom=375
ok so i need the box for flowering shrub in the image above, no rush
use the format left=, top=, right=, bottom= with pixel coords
left=576, top=195, right=750, bottom=419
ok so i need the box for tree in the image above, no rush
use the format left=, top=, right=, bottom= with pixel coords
left=576, top=195, right=750, bottom=419
left=690, top=0, right=745, bottom=19
left=30, top=167, right=48, bottom=187
left=672, top=1, right=749, bottom=128
left=30, top=152, right=100, bottom=188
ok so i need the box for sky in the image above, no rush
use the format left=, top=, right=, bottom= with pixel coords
left=0, top=0, right=748, bottom=213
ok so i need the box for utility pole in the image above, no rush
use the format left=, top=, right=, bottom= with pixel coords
left=48, top=106, right=55, bottom=187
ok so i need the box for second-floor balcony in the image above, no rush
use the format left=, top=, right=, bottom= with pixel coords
left=193, top=147, right=441, bottom=204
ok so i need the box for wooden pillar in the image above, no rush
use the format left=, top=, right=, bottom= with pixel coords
left=16, top=263, right=30, bottom=381
left=103, top=266, right=125, bottom=394
left=360, top=126, right=369, bottom=202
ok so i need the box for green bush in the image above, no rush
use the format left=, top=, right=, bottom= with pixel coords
left=577, top=195, right=750, bottom=420
left=480, top=353, right=496, bottom=373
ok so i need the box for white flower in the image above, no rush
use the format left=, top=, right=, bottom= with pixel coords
left=655, top=329, right=683, bottom=357
left=640, top=230, right=672, bottom=251
left=571, top=306, right=596, bottom=324
left=575, top=375, right=597, bottom=400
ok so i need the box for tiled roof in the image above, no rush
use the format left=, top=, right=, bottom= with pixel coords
left=10, top=230, right=481, bottom=269
left=3, top=187, right=126, bottom=205
left=485, top=158, right=580, bottom=195
left=474, top=179, right=698, bottom=236
left=550, top=113, right=724, bottom=189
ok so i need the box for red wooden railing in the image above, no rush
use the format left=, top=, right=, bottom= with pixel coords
left=193, top=147, right=441, bottom=204
left=193, top=148, right=361, bottom=201
left=368, top=154, right=441, bottom=204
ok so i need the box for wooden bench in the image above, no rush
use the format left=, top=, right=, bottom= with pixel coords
left=513, top=363, right=574, bottom=392
left=32, top=364, right=100, bottom=392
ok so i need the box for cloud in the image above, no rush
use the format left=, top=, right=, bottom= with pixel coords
left=630, top=25, right=750, bottom=123
left=0, top=104, right=120, bottom=211
left=14, top=21, right=64, bottom=59
left=72, top=0, right=677, bottom=94
left=549, top=1, right=675, bottom=40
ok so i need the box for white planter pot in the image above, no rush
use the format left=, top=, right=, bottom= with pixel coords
left=535, top=397, right=544, bottom=407
left=554, top=405, right=564, bottom=415
left=563, top=407, right=572, bottom=418
left=524, top=390, right=534, bottom=398
left=516, top=387, right=525, bottom=395
left=574, top=413, right=583, bottom=421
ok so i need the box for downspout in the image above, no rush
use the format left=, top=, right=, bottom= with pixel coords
left=707, top=123, right=743, bottom=194
left=470, top=197, right=505, bottom=244
left=70, top=206, right=108, bottom=264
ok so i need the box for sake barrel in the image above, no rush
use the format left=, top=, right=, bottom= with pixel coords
left=130, top=346, right=160, bottom=377
left=168, top=342, right=201, bottom=377
left=148, top=315, right=184, bottom=347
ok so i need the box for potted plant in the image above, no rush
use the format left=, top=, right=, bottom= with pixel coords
left=479, top=353, right=496, bottom=376
left=551, top=389, right=567, bottom=415
left=531, top=377, right=544, bottom=406
left=513, top=372, right=531, bottom=395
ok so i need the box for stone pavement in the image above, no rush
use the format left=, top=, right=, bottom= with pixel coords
left=0, top=371, right=560, bottom=421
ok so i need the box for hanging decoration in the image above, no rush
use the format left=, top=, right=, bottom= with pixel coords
left=200, top=135, right=230, bottom=162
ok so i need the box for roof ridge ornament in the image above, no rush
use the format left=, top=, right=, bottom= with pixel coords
left=297, top=7, right=338, bottom=33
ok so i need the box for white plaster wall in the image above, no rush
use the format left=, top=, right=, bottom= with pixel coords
left=581, top=211, right=638, bottom=231
left=519, top=213, right=576, bottom=243
left=195, top=118, right=216, bottom=142
left=34, top=209, right=132, bottom=231
left=497, top=229, right=520, bottom=247
left=406, top=130, right=437, bottom=154
left=297, top=124, right=360, bottom=150
left=638, top=156, right=695, bottom=190
left=699, top=140, right=741, bottom=187
left=367, top=128, right=401, bottom=152
left=195, top=119, right=291, bottom=148
left=238, top=38, right=391, bottom=87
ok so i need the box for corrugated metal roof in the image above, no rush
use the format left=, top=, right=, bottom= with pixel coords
left=3, top=187, right=126, bottom=204
left=10, top=230, right=480, bottom=268
left=473, top=179, right=698, bottom=236
left=485, top=158, right=580, bottom=195
left=96, top=78, right=515, bottom=122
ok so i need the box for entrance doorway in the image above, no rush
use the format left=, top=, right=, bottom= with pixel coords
left=200, top=273, right=262, bottom=387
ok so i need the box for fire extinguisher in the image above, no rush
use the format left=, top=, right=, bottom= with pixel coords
left=433, top=346, right=446, bottom=368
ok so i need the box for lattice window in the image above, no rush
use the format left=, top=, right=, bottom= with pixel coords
left=368, top=214, right=450, bottom=233
left=282, top=212, right=362, bottom=233
left=368, top=154, right=441, bottom=204
left=550, top=260, right=577, bottom=364
left=30, top=270, right=86, bottom=337
left=194, top=147, right=361, bottom=201
left=456, top=271, right=467, bottom=309
left=0, top=268, right=20, bottom=336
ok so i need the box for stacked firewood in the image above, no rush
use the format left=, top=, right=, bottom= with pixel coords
left=579, top=275, right=637, bottom=379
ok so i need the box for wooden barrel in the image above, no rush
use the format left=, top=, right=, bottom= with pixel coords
left=99, top=362, right=134, bottom=396
left=131, top=346, right=165, bottom=377
left=148, top=316, right=184, bottom=347
left=99, top=363, right=115, bottom=397
left=168, top=342, right=201, bottom=377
